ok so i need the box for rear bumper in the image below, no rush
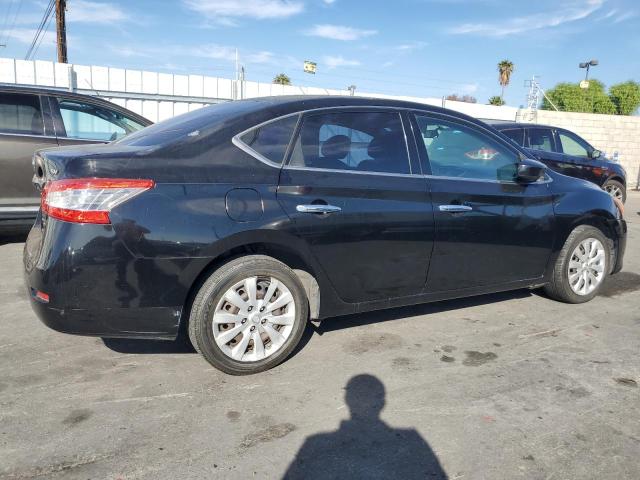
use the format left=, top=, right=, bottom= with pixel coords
left=23, top=218, right=185, bottom=340
left=26, top=292, right=181, bottom=340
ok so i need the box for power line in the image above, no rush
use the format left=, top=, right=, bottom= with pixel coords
left=24, top=0, right=54, bottom=60
left=32, top=3, right=55, bottom=59
left=0, top=0, right=17, bottom=42
left=1, top=0, right=24, bottom=48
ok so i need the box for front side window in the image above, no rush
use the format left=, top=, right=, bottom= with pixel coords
left=528, top=128, right=555, bottom=152
left=558, top=131, right=589, bottom=157
left=414, top=115, right=519, bottom=181
left=0, top=93, right=44, bottom=135
left=239, top=115, right=298, bottom=165
left=57, top=99, right=145, bottom=141
left=289, top=111, right=410, bottom=174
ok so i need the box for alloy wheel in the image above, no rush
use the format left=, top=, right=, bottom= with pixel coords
left=604, top=184, right=623, bottom=201
left=567, top=238, right=606, bottom=296
left=211, top=276, right=296, bottom=362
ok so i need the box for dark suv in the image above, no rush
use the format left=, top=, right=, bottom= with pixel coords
left=0, top=85, right=151, bottom=233
left=24, top=96, right=626, bottom=375
left=492, top=123, right=627, bottom=202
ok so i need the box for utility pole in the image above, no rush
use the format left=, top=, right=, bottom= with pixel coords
left=55, top=0, right=67, bottom=63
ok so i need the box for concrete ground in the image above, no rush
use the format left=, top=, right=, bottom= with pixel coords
left=1, top=193, right=639, bottom=480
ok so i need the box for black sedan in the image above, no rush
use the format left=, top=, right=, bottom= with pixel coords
left=492, top=122, right=628, bottom=202
left=24, top=96, right=627, bottom=374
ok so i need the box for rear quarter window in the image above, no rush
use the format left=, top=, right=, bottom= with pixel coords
left=238, top=115, right=299, bottom=165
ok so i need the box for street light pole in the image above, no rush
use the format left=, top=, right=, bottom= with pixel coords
left=579, top=59, right=598, bottom=81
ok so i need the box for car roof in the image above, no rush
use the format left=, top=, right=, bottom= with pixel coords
left=0, top=84, right=152, bottom=125
left=490, top=121, right=558, bottom=130
left=117, top=94, right=505, bottom=148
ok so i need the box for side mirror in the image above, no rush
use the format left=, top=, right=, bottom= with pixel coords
left=516, top=162, right=545, bottom=183
left=590, top=149, right=601, bottom=159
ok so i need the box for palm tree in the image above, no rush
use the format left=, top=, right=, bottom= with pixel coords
left=497, top=60, right=514, bottom=103
left=273, top=73, right=291, bottom=86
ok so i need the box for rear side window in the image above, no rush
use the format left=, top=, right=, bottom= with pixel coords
left=288, top=111, right=410, bottom=174
left=239, top=115, right=298, bottom=165
left=500, top=128, right=524, bottom=146
left=528, top=128, right=555, bottom=152
left=0, top=93, right=44, bottom=135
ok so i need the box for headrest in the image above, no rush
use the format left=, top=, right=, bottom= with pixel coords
left=321, top=135, right=351, bottom=160
left=367, top=132, right=397, bottom=159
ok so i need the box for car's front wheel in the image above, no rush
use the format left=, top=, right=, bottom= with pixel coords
left=544, top=225, right=610, bottom=303
left=603, top=179, right=626, bottom=203
left=188, top=255, right=309, bottom=375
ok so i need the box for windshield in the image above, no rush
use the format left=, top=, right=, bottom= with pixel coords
left=116, top=100, right=257, bottom=147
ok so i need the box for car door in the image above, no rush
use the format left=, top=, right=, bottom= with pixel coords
left=411, top=113, right=555, bottom=292
left=0, top=92, right=59, bottom=214
left=49, top=95, right=147, bottom=147
left=555, top=129, right=604, bottom=186
left=276, top=108, right=434, bottom=303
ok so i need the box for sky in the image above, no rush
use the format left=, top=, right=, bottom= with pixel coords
left=0, top=0, right=638, bottom=106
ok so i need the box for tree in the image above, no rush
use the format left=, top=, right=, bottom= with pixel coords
left=609, top=81, right=640, bottom=115
left=497, top=60, right=514, bottom=102
left=542, top=79, right=616, bottom=114
left=273, top=73, right=291, bottom=85
left=488, top=96, right=505, bottom=106
left=446, top=93, right=477, bottom=103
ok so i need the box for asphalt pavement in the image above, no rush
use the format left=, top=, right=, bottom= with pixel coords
left=1, top=193, right=639, bottom=479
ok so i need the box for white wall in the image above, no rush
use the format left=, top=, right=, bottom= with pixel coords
left=0, top=58, right=516, bottom=123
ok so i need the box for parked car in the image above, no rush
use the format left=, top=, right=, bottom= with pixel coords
left=24, top=96, right=626, bottom=375
left=492, top=122, right=627, bottom=202
left=0, top=85, right=151, bottom=233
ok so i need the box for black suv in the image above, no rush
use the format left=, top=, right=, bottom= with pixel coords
left=492, top=123, right=627, bottom=202
left=24, top=96, right=626, bottom=375
left=0, top=85, right=151, bottom=233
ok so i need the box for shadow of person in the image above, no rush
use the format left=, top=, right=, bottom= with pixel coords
left=283, top=374, right=447, bottom=480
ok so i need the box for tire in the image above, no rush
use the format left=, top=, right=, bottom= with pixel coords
left=188, top=255, right=308, bottom=375
left=603, top=179, right=626, bottom=203
left=543, top=225, right=610, bottom=304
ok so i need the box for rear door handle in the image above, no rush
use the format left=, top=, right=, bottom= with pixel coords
left=439, top=205, right=473, bottom=213
left=296, top=204, right=342, bottom=214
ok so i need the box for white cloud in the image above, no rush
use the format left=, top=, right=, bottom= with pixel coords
left=246, top=50, right=276, bottom=63
left=112, top=42, right=278, bottom=67
left=461, top=83, right=479, bottom=94
left=183, top=0, right=304, bottom=21
left=3, top=27, right=56, bottom=45
left=188, top=44, right=238, bottom=61
left=323, top=55, right=361, bottom=69
left=323, top=0, right=337, bottom=3
left=307, top=24, right=377, bottom=41
left=449, top=0, right=604, bottom=37
left=67, top=0, right=128, bottom=24
left=612, top=11, right=638, bottom=23
left=394, top=41, right=428, bottom=52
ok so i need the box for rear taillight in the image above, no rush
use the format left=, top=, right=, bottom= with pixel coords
left=41, top=178, right=154, bottom=224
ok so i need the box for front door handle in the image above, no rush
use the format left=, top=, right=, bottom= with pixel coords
left=296, top=204, right=342, bottom=214
left=439, top=205, right=473, bottom=213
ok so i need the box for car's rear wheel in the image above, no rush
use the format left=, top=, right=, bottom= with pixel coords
left=188, top=255, right=308, bottom=375
left=603, top=179, right=626, bottom=203
left=544, top=225, right=610, bottom=303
